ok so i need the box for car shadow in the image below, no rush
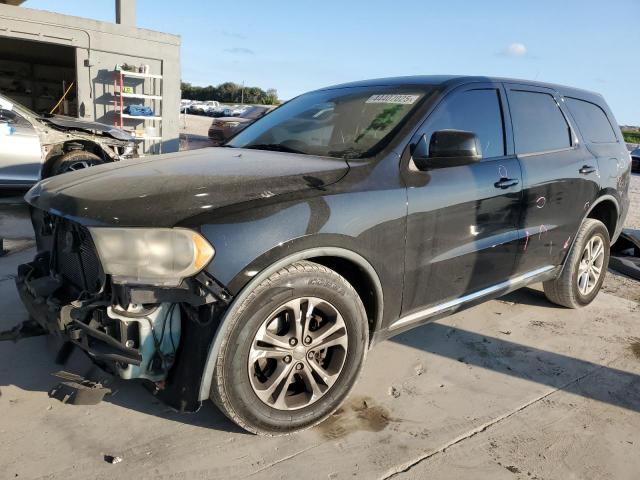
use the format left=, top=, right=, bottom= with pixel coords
left=0, top=334, right=247, bottom=434
left=390, top=292, right=640, bottom=414
left=498, top=286, right=553, bottom=308
left=2, top=287, right=638, bottom=433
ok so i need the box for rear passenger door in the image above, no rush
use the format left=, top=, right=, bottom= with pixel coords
left=402, top=83, right=522, bottom=316
left=505, top=84, right=597, bottom=275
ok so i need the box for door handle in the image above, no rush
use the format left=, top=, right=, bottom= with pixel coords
left=579, top=165, right=596, bottom=175
left=494, top=178, right=519, bottom=189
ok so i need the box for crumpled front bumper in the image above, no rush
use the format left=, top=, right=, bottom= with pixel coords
left=16, top=254, right=232, bottom=412
left=15, top=260, right=143, bottom=367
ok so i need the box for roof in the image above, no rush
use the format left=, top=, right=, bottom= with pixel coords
left=320, top=75, right=602, bottom=101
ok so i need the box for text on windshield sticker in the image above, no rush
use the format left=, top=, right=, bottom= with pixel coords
left=365, top=94, right=420, bottom=105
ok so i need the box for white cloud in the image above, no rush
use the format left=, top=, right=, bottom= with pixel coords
left=505, top=43, right=527, bottom=57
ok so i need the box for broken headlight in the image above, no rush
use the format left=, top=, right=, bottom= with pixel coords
left=119, top=142, right=138, bottom=159
left=89, top=227, right=215, bottom=287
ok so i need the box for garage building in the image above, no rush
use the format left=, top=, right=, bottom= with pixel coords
left=0, top=0, right=181, bottom=153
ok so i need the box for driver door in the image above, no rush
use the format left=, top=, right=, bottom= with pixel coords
left=0, top=107, right=42, bottom=187
left=401, top=83, right=522, bottom=318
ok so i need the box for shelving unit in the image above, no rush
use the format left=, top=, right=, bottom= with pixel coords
left=113, top=68, right=163, bottom=154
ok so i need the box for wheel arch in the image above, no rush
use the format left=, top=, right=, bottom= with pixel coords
left=41, top=140, right=114, bottom=178
left=585, top=194, right=620, bottom=242
left=197, top=246, right=384, bottom=402
left=559, top=194, right=620, bottom=275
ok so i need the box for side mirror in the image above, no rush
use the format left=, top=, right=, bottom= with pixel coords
left=412, top=130, right=482, bottom=170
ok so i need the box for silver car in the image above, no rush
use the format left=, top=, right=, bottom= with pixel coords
left=0, top=93, right=137, bottom=188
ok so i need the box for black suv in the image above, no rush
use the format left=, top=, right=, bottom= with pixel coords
left=17, top=76, right=631, bottom=435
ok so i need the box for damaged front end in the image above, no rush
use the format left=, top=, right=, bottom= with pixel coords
left=16, top=210, right=231, bottom=411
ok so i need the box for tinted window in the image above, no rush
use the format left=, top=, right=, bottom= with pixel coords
left=565, top=97, right=617, bottom=143
left=509, top=90, right=571, bottom=154
left=421, top=89, right=504, bottom=158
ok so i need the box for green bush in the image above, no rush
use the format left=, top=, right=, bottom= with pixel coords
left=181, top=82, right=279, bottom=105
left=622, top=131, right=640, bottom=144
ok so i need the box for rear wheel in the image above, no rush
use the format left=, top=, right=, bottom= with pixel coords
left=210, top=261, right=368, bottom=435
left=49, top=150, right=103, bottom=176
left=543, top=219, right=610, bottom=308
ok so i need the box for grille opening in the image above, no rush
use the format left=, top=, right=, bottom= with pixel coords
left=52, top=218, right=105, bottom=295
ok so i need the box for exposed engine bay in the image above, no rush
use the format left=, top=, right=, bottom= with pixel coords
left=15, top=209, right=231, bottom=411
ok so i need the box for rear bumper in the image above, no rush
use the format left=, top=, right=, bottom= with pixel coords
left=207, top=128, right=226, bottom=144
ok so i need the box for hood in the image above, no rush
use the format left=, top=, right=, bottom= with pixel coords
left=25, top=147, right=349, bottom=227
left=40, top=115, right=133, bottom=141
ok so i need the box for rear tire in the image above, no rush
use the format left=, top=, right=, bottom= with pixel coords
left=210, top=261, right=368, bottom=435
left=543, top=219, right=610, bottom=308
left=49, top=150, right=103, bottom=176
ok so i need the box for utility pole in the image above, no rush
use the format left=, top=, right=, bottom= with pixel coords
left=241, top=81, right=245, bottom=104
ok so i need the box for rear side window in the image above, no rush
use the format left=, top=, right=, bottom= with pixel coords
left=565, top=97, right=617, bottom=143
left=509, top=90, right=571, bottom=154
left=421, top=89, right=505, bottom=158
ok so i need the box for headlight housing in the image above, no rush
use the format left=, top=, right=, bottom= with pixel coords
left=89, top=227, right=214, bottom=287
left=226, top=122, right=241, bottom=128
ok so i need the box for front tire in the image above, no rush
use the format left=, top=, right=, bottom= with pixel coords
left=49, top=150, right=104, bottom=176
left=210, top=261, right=368, bottom=435
left=543, top=219, right=610, bottom=308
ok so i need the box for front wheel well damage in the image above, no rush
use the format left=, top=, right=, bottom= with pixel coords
left=308, top=255, right=379, bottom=339
left=42, top=141, right=111, bottom=177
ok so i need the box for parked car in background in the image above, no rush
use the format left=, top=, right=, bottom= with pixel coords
left=208, top=105, right=273, bottom=144
left=180, top=99, right=193, bottom=113
left=0, top=92, right=137, bottom=188
left=17, top=76, right=630, bottom=436
left=631, top=147, right=640, bottom=172
left=188, top=101, right=222, bottom=115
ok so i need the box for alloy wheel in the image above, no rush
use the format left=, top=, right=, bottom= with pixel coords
left=248, top=297, right=348, bottom=411
left=64, top=160, right=93, bottom=172
left=577, top=234, right=605, bottom=296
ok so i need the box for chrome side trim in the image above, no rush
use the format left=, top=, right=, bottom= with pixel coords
left=517, top=146, right=577, bottom=158
left=389, top=265, right=555, bottom=330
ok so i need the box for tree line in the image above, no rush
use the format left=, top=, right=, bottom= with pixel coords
left=181, top=81, right=279, bottom=105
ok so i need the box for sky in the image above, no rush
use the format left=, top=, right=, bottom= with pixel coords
left=24, top=0, right=640, bottom=124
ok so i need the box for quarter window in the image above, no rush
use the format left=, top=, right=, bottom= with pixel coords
left=421, top=89, right=505, bottom=159
left=565, top=97, right=617, bottom=143
left=509, top=90, right=571, bottom=154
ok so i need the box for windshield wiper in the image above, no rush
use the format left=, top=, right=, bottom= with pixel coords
left=245, top=143, right=305, bottom=154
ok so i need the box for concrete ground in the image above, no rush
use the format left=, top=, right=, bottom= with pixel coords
left=179, top=113, right=216, bottom=151
left=0, top=176, right=638, bottom=480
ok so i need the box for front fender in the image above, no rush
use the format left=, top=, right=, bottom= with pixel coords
left=192, top=185, right=407, bottom=401
left=196, top=245, right=384, bottom=402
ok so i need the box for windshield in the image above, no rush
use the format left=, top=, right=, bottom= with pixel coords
left=226, top=86, right=429, bottom=158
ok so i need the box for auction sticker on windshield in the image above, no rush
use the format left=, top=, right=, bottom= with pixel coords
left=365, top=94, right=420, bottom=105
